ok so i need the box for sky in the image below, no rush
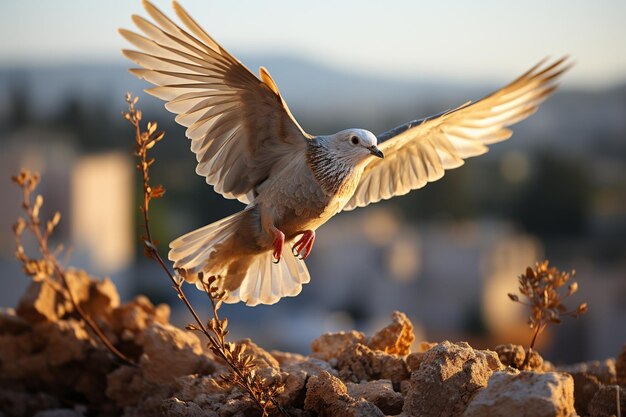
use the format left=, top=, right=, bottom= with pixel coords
left=1, top=0, right=625, bottom=89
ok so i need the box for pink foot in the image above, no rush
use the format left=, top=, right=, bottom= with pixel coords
left=271, top=226, right=285, bottom=263
left=293, top=230, right=315, bottom=260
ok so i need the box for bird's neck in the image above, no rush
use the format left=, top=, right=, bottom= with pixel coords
left=306, top=139, right=358, bottom=196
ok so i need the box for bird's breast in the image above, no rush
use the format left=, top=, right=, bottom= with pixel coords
left=282, top=166, right=361, bottom=236
left=255, top=156, right=361, bottom=240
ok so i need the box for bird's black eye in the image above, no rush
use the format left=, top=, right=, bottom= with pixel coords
left=351, top=136, right=359, bottom=145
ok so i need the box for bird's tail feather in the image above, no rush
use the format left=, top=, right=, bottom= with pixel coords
left=168, top=209, right=245, bottom=276
left=224, top=249, right=310, bottom=306
left=168, top=210, right=310, bottom=306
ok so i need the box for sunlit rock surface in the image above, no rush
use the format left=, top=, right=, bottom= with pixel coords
left=0, top=274, right=623, bottom=416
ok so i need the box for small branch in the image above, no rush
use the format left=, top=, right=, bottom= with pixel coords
left=11, top=170, right=135, bottom=367
left=521, top=323, right=543, bottom=370
left=124, top=93, right=287, bottom=417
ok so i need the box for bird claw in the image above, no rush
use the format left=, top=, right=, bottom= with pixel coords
left=293, top=230, right=315, bottom=260
left=291, top=245, right=305, bottom=259
left=271, top=227, right=285, bottom=264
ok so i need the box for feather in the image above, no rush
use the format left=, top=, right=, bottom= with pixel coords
left=343, top=57, right=571, bottom=211
left=122, top=0, right=310, bottom=204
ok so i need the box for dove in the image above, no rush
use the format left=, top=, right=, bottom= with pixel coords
left=121, top=1, right=570, bottom=306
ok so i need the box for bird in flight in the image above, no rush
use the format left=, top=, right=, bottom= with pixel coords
left=121, top=1, right=570, bottom=306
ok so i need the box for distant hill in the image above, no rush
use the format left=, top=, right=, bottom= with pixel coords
left=0, top=55, right=483, bottom=126
left=0, top=55, right=624, bottom=154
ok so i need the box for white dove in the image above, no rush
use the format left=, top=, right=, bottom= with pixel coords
left=121, top=1, right=570, bottom=306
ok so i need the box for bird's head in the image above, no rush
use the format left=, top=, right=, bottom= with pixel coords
left=325, top=129, right=384, bottom=165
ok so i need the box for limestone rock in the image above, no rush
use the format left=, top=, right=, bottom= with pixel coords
left=588, top=384, right=626, bottom=417
left=337, top=343, right=410, bottom=384
left=212, top=392, right=257, bottom=417
left=83, top=277, right=120, bottom=319
left=34, top=319, right=92, bottom=367
left=0, top=308, right=31, bottom=334
left=0, top=316, right=114, bottom=408
left=105, top=364, right=171, bottom=417
left=558, top=358, right=618, bottom=416
left=367, top=311, right=415, bottom=356
left=405, top=352, right=424, bottom=372
left=405, top=342, right=438, bottom=372
left=346, top=379, right=403, bottom=415
left=174, top=374, right=223, bottom=398
left=140, top=323, right=206, bottom=384
left=462, top=371, right=576, bottom=417
left=237, top=338, right=279, bottom=369
left=399, top=380, right=411, bottom=397
left=0, top=331, right=35, bottom=378
left=71, top=350, right=115, bottom=404
left=112, top=295, right=170, bottom=344
left=270, top=350, right=307, bottom=366
left=276, top=369, right=307, bottom=407
left=161, top=398, right=217, bottom=417
left=494, top=344, right=544, bottom=371
left=559, top=359, right=617, bottom=385
left=2, top=318, right=93, bottom=381
left=16, top=280, right=65, bottom=323
left=15, top=270, right=120, bottom=327
left=285, top=356, right=336, bottom=377
left=0, top=389, right=61, bottom=417
left=310, top=330, right=366, bottom=361
left=168, top=368, right=254, bottom=416
left=417, top=341, right=438, bottom=352
left=569, top=372, right=602, bottom=416
left=304, top=371, right=384, bottom=417
left=63, top=270, right=93, bottom=303
left=7, top=268, right=623, bottom=417
left=402, top=341, right=503, bottom=417
left=278, top=357, right=337, bottom=406
left=106, top=365, right=154, bottom=408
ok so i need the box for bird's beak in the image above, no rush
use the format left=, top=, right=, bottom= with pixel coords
left=368, top=145, right=384, bottom=159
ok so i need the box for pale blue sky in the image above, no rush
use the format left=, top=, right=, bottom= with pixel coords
left=1, top=0, right=624, bottom=88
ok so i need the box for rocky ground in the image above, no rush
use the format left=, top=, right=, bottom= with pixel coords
left=0, top=271, right=624, bottom=417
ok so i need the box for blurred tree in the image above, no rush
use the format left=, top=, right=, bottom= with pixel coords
left=7, top=73, right=30, bottom=128
left=516, top=152, right=591, bottom=237
left=392, top=163, right=479, bottom=222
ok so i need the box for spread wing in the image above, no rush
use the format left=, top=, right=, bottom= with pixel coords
left=120, top=1, right=311, bottom=204
left=343, top=57, right=571, bottom=211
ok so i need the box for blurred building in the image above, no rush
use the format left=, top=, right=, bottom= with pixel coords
left=71, top=152, right=134, bottom=294
left=0, top=126, right=135, bottom=303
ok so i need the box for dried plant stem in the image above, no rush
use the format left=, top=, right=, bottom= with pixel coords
left=13, top=171, right=135, bottom=367
left=508, top=261, right=587, bottom=370
left=125, top=94, right=287, bottom=417
left=521, top=322, right=544, bottom=370
left=201, top=282, right=288, bottom=416
left=56, top=264, right=134, bottom=366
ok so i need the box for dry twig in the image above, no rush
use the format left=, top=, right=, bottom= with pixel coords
left=508, top=260, right=587, bottom=369
left=12, top=170, right=135, bottom=366
left=124, top=93, right=286, bottom=417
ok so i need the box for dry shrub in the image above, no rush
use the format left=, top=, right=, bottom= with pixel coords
left=508, top=260, right=587, bottom=369
left=12, top=170, right=135, bottom=366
